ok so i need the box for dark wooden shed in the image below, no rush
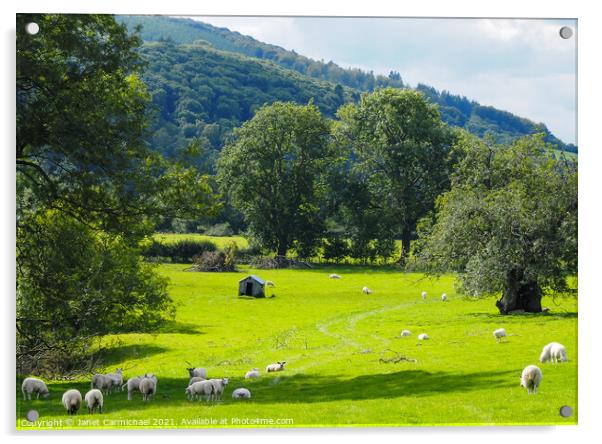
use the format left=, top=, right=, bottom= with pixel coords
left=238, top=275, right=265, bottom=298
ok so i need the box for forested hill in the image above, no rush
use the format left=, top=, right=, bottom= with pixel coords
left=137, top=40, right=356, bottom=171
left=117, top=15, right=577, bottom=159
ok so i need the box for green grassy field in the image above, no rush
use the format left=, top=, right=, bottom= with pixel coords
left=16, top=264, right=577, bottom=429
left=153, top=233, right=249, bottom=249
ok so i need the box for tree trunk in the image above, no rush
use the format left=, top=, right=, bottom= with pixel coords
left=496, top=270, right=542, bottom=314
left=398, top=227, right=412, bottom=265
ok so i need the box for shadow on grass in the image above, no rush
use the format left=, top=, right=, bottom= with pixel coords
left=17, top=368, right=519, bottom=418
left=156, top=321, right=208, bottom=334
left=466, top=311, right=578, bottom=320
left=98, top=344, right=169, bottom=366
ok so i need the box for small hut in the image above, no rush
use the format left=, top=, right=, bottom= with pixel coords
left=238, top=275, right=265, bottom=298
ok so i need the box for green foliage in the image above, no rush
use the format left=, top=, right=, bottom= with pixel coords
left=414, top=132, right=578, bottom=302
left=217, top=102, right=334, bottom=257
left=17, top=210, right=174, bottom=373
left=16, top=14, right=217, bottom=372
left=141, top=238, right=217, bottom=263
left=322, top=237, right=351, bottom=263
left=334, top=88, right=453, bottom=261
left=135, top=41, right=354, bottom=170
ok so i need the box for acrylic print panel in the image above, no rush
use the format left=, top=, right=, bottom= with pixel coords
left=16, top=14, right=577, bottom=429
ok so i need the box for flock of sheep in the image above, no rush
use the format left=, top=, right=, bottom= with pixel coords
left=20, top=361, right=287, bottom=415
left=20, top=275, right=570, bottom=417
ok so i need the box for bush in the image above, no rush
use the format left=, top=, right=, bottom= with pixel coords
left=204, top=222, right=234, bottom=237
left=189, top=241, right=238, bottom=272
left=141, top=239, right=217, bottom=263
left=322, top=237, right=350, bottom=263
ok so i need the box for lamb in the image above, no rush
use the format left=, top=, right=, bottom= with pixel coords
left=418, top=333, right=429, bottom=340
left=61, top=389, right=82, bottom=415
left=185, top=380, right=214, bottom=402
left=362, top=286, right=373, bottom=295
left=245, top=368, right=260, bottom=379
left=421, top=291, right=427, bottom=300
left=441, top=293, right=448, bottom=301
left=209, top=378, right=230, bottom=401
left=400, top=330, right=412, bottom=337
left=329, top=274, right=342, bottom=279
left=520, top=365, right=543, bottom=394
left=106, top=368, right=123, bottom=392
left=139, top=374, right=158, bottom=401
left=540, top=342, right=568, bottom=364
left=265, top=280, right=276, bottom=288
left=21, top=377, right=50, bottom=401
left=91, top=373, right=113, bottom=394
left=124, top=375, right=143, bottom=401
left=84, top=389, right=103, bottom=414
left=188, top=376, right=206, bottom=386
left=266, top=361, right=286, bottom=372
left=232, top=388, right=251, bottom=399
left=493, top=328, right=507, bottom=343
left=187, top=367, right=207, bottom=379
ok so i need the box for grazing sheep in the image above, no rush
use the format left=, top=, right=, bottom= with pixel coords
left=209, top=378, right=230, bottom=401
left=139, top=374, right=158, bottom=402
left=188, top=376, right=206, bottom=386
left=21, top=377, right=50, bottom=401
left=493, top=328, right=507, bottom=343
left=106, top=368, right=123, bottom=392
left=84, top=389, right=103, bottom=414
left=91, top=374, right=113, bottom=394
left=540, top=342, right=568, bottom=364
left=362, top=286, right=373, bottom=295
left=441, top=293, right=448, bottom=301
left=232, top=388, right=251, bottom=399
left=187, top=367, right=207, bottom=379
left=266, top=361, right=286, bottom=372
left=265, top=280, right=276, bottom=288
left=185, top=380, right=214, bottom=402
left=329, top=274, right=342, bottom=279
left=400, top=330, right=412, bottom=337
left=245, top=368, right=260, bottom=379
left=421, top=291, right=427, bottom=300
left=124, top=376, right=143, bottom=401
left=61, top=389, right=82, bottom=415
left=520, top=365, right=543, bottom=394
left=418, top=333, right=429, bottom=340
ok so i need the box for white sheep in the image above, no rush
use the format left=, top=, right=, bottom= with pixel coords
left=188, top=376, right=206, bottom=386
left=245, top=368, right=260, bottom=379
left=441, top=293, right=448, bottom=301
left=139, top=374, right=158, bottom=401
left=232, top=387, right=251, bottom=399
left=362, top=286, right=373, bottom=295
left=209, top=378, right=229, bottom=401
left=84, top=389, right=103, bottom=414
left=266, top=361, right=286, bottom=372
left=106, top=368, right=123, bottom=392
left=187, top=367, right=207, bottom=379
left=493, top=328, right=507, bottom=343
left=540, top=342, right=568, bottom=364
left=265, top=280, right=276, bottom=288
left=21, top=377, right=50, bottom=401
left=329, top=274, right=342, bottom=279
left=124, top=375, right=143, bottom=401
left=418, top=333, right=429, bottom=340
left=91, top=373, right=113, bottom=394
left=421, top=291, right=427, bottom=300
left=520, top=365, right=543, bottom=394
left=185, top=380, right=214, bottom=402
left=61, top=389, right=82, bottom=415
left=400, top=330, right=412, bottom=337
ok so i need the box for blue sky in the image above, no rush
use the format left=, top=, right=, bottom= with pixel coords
left=187, top=16, right=577, bottom=144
